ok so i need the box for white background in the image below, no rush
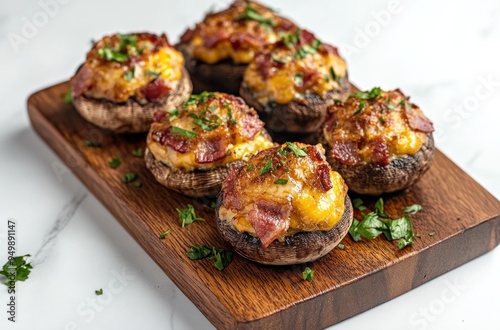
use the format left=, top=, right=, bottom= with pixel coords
left=1, top=0, right=499, bottom=329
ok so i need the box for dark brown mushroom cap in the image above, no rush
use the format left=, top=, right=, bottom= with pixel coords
left=240, top=78, right=350, bottom=134
left=145, top=148, right=245, bottom=197
left=73, top=67, right=192, bottom=133
left=325, top=134, right=435, bottom=195
left=215, top=193, right=353, bottom=265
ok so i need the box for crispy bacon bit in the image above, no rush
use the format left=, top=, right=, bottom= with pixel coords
left=229, top=32, right=265, bottom=50
left=319, top=44, right=340, bottom=57
left=316, top=164, right=333, bottom=191
left=248, top=200, right=291, bottom=248
left=241, top=112, right=264, bottom=139
left=299, top=30, right=316, bottom=45
left=70, top=64, right=92, bottom=97
left=201, top=30, right=229, bottom=48
left=330, top=141, right=360, bottom=166
left=194, top=136, right=228, bottom=163
left=254, top=52, right=279, bottom=80
left=180, top=28, right=195, bottom=43
left=276, top=18, right=296, bottom=32
left=305, top=145, right=323, bottom=162
left=161, top=127, right=190, bottom=153
left=405, top=108, right=434, bottom=133
left=153, top=111, right=167, bottom=122
left=370, top=137, right=390, bottom=166
left=140, top=79, right=171, bottom=101
left=301, top=69, right=322, bottom=90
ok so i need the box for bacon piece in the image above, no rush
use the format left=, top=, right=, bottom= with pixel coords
left=330, top=141, right=360, bottom=166
left=305, top=145, right=323, bottom=162
left=140, top=79, right=171, bottom=101
left=248, top=200, right=291, bottom=248
left=299, top=29, right=316, bottom=45
left=241, top=112, right=264, bottom=139
left=194, top=136, right=228, bottom=164
left=70, top=64, right=92, bottom=97
left=254, top=52, right=278, bottom=80
left=405, top=108, right=434, bottom=133
left=180, top=28, right=195, bottom=43
left=276, top=18, right=296, bottom=32
left=370, top=137, right=390, bottom=166
left=302, top=69, right=322, bottom=90
left=229, top=32, right=265, bottom=50
left=201, top=29, right=229, bottom=48
left=153, top=111, right=167, bottom=122
left=319, top=44, right=340, bottom=57
left=161, top=127, right=190, bottom=153
left=316, top=164, right=333, bottom=191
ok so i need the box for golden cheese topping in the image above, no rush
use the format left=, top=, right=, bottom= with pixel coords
left=243, top=29, right=348, bottom=105
left=71, top=33, right=184, bottom=103
left=147, top=92, right=274, bottom=172
left=219, top=142, right=347, bottom=247
left=179, top=0, right=298, bottom=64
left=323, top=88, right=434, bottom=166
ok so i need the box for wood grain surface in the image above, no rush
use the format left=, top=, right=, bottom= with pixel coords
left=27, top=82, right=500, bottom=329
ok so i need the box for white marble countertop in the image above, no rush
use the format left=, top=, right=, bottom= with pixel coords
left=1, top=0, right=499, bottom=329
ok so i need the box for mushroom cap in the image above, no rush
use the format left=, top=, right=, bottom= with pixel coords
left=239, top=77, right=351, bottom=134
left=215, top=193, right=353, bottom=265
left=325, top=134, right=435, bottom=195
left=73, top=67, right=192, bottom=133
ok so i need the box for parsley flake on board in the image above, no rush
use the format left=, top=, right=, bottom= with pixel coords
left=186, top=245, right=233, bottom=271
left=95, top=288, right=103, bottom=296
left=121, top=172, right=137, bottom=183
left=132, top=181, right=142, bottom=188
left=177, top=204, right=204, bottom=227
left=171, top=126, right=197, bottom=139
left=302, top=267, right=314, bottom=282
left=108, top=157, right=122, bottom=169
left=132, top=148, right=143, bottom=157
left=337, top=243, right=345, bottom=250
left=159, top=230, right=171, bottom=239
left=353, top=198, right=366, bottom=211
left=403, top=204, right=422, bottom=214
left=63, top=90, right=73, bottom=104
left=0, top=255, right=33, bottom=287
left=348, top=198, right=418, bottom=249
left=84, top=140, right=101, bottom=147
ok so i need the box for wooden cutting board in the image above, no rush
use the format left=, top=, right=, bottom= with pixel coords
left=27, top=82, right=500, bottom=329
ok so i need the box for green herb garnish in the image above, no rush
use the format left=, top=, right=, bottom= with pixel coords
left=350, top=87, right=382, bottom=100
left=167, top=109, right=180, bottom=121
left=108, top=157, right=122, bottom=169
left=399, top=100, right=407, bottom=107
left=121, top=172, right=137, bottom=183
left=0, top=255, right=32, bottom=287
left=211, top=247, right=233, bottom=271
left=274, top=179, right=288, bottom=185
left=238, top=6, right=276, bottom=27
left=294, top=73, right=303, bottom=86
left=353, top=100, right=365, bottom=115
left=379, top=117, right=386, bottom=123
left=429, top=231, right=436, bottom=236
left=177, top=204, right=204, bottom=227
left=132, top=148, right=143, bottom=157
left=186, top=245, right=212, bottom=260
left=246, top=164, right=255, bottom=171
left=286, top=142, right=307, bottom=157
left=84, top=140, right=101, bottom=147
left=302, top=267, right=314, bottom=282
left=183, top=91, right=216, bottom=107
left=329, top=67, right=337, bottom=81
left=227, top=106, right=237, bottom=125
left=145, top=70, right=161, bottom=78
left=124, top=66, right=135, bottom=81
left=63, top=90, right=73, bottom=104
left=171, top=126, right=197, bottom=139
left=159, top=230, right=171, bottom=239
left=132, top=181, right=142, bottom=188
left=271, top=53, right=290, bottom=64
left=259, top=159, right=273, bottom=176
left=186, top=245, right=233, bottom=271
left=403, top=204, right=422, bottom=214
left=374, top=198, right=390, bottom=218
left=277, top=148, right=288, bottom=157
left=353, top=198, right=366, bottom=211
left=337, top=243, right=345, bottom=250
left=95, top=289, right=103, bottom=295
left=98, top=47, right=129, bottom=62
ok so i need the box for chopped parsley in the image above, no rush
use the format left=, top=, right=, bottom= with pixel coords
left=177, top=204, right=204, bottom=227
left=171, top=126, right=197, bottom=139
left=95, top=289, right=103, bottom=295
left=337, top=243, right=345, bottom=250
left=159, top=230, right=171, bottom=239
left=274, top=179, right=288, bottom=185
left=186, top=245, right=233, bottom=271
left=98, top=47, right=129, bottom=62
left=121, top=172, right=137, bottom=183
left=294, top=73, right=303, bottom=86
left=403, top=204, right=422, bottom=214
left=183, top=91, right=215, bottom=107
left=259, top=159, right=273, bottom=176
left=348, top=198, right=418, bottom=249
left=379, top=117, right=386, bottom=124
left=0, top=254, right=32, bottom=287
left=145, top=70, right=161, bottom=79
left=84, top=140, right=101, bottom=147
left=132, top=181, right=142, bottom=188
left=246, top=164, right=255, bottom=171
left=350, top=87, right=382, bottom=100
left=429, top=231, right=436, bottom=236
left=271, top=54, right=291, bottom=64
left=329, top=66, right=337, bottom=81
left=302, top=267, right=314, bottom=282
left=353, top=100, right=365, bottom=115
left=63, top=89, right=73, bottom=104
left=108, top=157, right=122, bottom=169
left=286, top=142, right=307, bottom=157
left=399, top=99, right=407, bottom=107
left=276, top=148, right=288, bottom=157
left=352, top=198, right=366, bottom=211
left=124, top=66, right=135, bottom=81
left=132, top=148, right=143, bottom=157
left=238, top=5, right=276, bottom=28
left=167, top=109, right=180, bottom=121
left=189, top=110, right=222, bottom=132
left=227, top=105, right=237, bottom=125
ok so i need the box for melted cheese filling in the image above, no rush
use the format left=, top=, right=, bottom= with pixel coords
left=219, top=169, right=347, bottom=240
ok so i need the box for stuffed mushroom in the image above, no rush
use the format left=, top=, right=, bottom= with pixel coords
left=145, top=91, right=274, bottom=197
left=240, top=29, right=350, bottom=137
left=70, top=33, right=192, bottom=133
left=216, top=142, right=353, bottom=265
left=177, top=0, right=298, bottom=94
left=322, top=88, right=435, bottom=195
